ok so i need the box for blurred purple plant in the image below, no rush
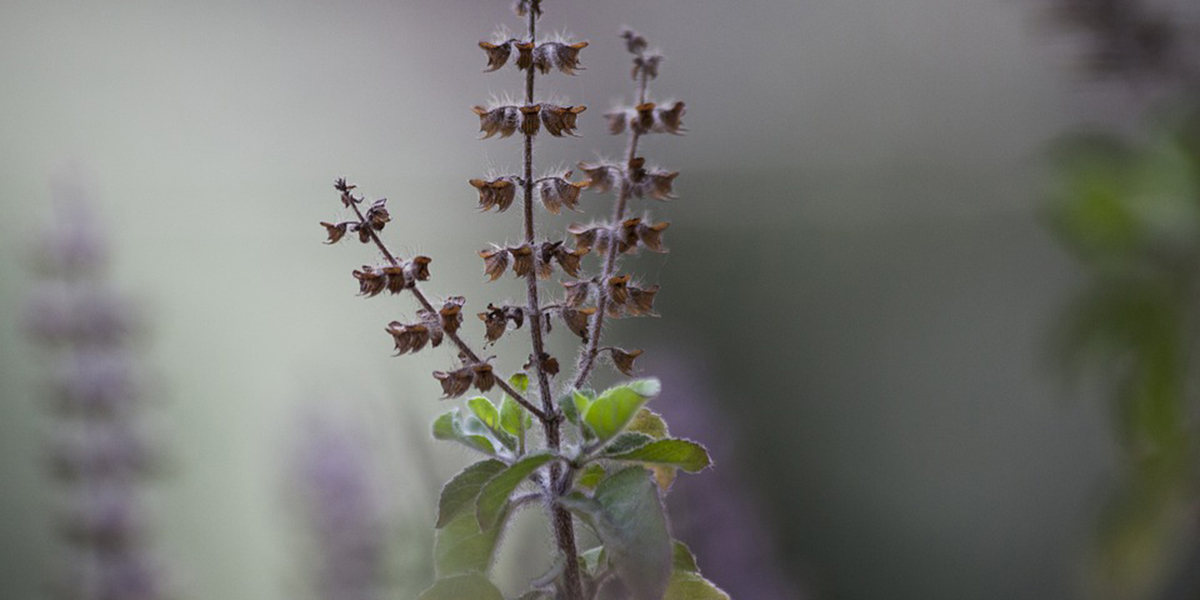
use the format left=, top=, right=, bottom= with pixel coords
left=25, top=194, right=168, bottom=600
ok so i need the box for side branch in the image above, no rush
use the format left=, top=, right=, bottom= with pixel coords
left=344, top=197, right=547, bottom=421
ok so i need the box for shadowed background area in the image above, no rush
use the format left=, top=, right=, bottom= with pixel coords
left=0, top=0, right=1191, bottom=599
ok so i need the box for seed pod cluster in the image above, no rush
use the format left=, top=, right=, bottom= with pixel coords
left=567, top=217, right=671, bottom=255
left=478, top=241, right=589, bottom=281
left=536, top=173, right=588, bottom=213
left=434, top=361, right=500, bottom=398
left=480, top=39, right=588, bottom=75
left=474, top=103, right=587, bottom=139
left=605, top=101, right=687, bottom=135
left=479, top=303, right=526, bottom=343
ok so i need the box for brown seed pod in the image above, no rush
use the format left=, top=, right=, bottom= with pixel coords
left=636, top=221, right=671, bottom=253
left=382, top=265, right=408, bottom=294
left=656, top=101, right=686, bottom=134
left=567, top=223, right=605, bottom=253
left=633, top=102, right=657, bottom=134
left=633, top=170, right=679, bottom=201
left=562, top=279, right=593, bottom=307
left=440, top=297, right=465, bottom=335
left=354, top=223, right=372, bottom=244
left=562, top=307, right=597, bottom=341
left=416, top=308, right=445, bottom=348
left=633, top=54, right=662, bottom=80
left=479, top=40, right=512, bottom=72
left=472, top=363, right=497, bottom=392
left=608, top=275, right=631, bottom=306
left=577, top=162, right=622, bottom=193
left=525, top=352, right=561, bottom=377
left=609, top=347, right=644, bottom=376
left=618, top=218, right=642, bottom=254
left=509, top=244, right=535, bottom=278
left=353, top=266, right=386, bottom=297
left=604, top=110, right=628, bottom=135
left=628, top=284, right=660, bottom=316
left=553, top=245, right=589, bottom=278
left=479, top=247, right=510, bottom=281
left=320, top=221, right=350, bottom=244
left=366, top=198, right=390, bottom=230
left=520, top=104, right=542, bottom=136
left=433, top=367, right=474, bottom=398
left=386, top=321, right=432, bottom=355
left=473, top=105, right=520, bottom=139
left=621, top=28, right=648, bottom=55
left=469, top=177, right=518, bottom=212
left=537, top=175, right=587, bottom=214
left=407, top=256, right=432, bottom=282
left=548, top=41, right=588, bottom=75
left=536, top=241, right=561, bottom=280
left=514, top=41, right=536, bottom=70
left=541, top=104, right=586, bottom=137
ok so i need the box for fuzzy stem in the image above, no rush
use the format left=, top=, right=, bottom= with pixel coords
left=571, top=63, right=651, bottom=389
left=344, top=199, right=546, bottom=420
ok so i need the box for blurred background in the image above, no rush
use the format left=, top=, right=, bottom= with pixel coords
left=1, top=0, right=1198, bottom=599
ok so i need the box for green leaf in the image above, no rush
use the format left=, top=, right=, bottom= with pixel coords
left=663, top=571, right=731, bottom=600
left=432, top=410, right=497, bottom=455
left=672, top=541, right=699, bottom=573
left=463, top=414, right=514, bottom=453
left=570, top=467, right=672, bottom=600
left=436, top=459, right=507, bottom=529
left=578, top=464, right=606, bottom=490
left=603, top=432, right=654, bottom=455
left=509, top=372, right=530, bottom=392
left=417, top=574, right=504, bottom=600
left=606, top=439, right=712, bottom=473
left=515, top=592, right=554, bottom=600
left=628, top=408, right=670, bottom=439
left=468, top=397, right=500, bottom=430
left=476, top=452, right=557, bottom=530
left=559, top=392, right=581, bottom=425
left=434, top=507, right=508, bottom=577
left=499, top=395, right=529, bottom=438
left=580, top=545, right=609, bottom=574
left=584, top=380, right=660, bottom=445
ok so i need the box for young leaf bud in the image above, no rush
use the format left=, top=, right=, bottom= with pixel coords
left=609, top=347, right=644, bottom=376
left=469, top=178, right=518, bottom=212
left=479, top=247, right=510, bottom=281
left=479, top=41, right=512, bottom=72
left=541, top=105, right=586, bottom=137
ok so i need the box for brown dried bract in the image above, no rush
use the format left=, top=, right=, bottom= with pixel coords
left=567, top=222, right=605, bottom=253
left=470, top=177, right=518, bottom=212
left=407, top=256, right=432, bottom=282
left=320, top=221, right=351, bottom=244
left=508, top=244, right=535, bottom=278
left=525, top=352, right=560, bottom=377
left=578, top=162, right=622, bottom=193
left=536, top=241, right=561, bottom=280
left=473, top=105, right=520, bottom=139
left=562, top=279, right=592, bottom=307
left=382, top=265, right=408, bottom=294
left=628, top=284, right=660, bottom=316
left=561, top=307, right=597, bottom=341
left=636, top=220, right=671, bottom=253
left=541, top=104, right=586, bottom=137
left=633, top=102, right=657, bottom=134
left=479, top=40, right=512, bottom=72
left=386, top=321, right=432, bottom=355
left=366, top=198, right=390, bottom=230
left=439, top=297, right=465, bottom=335
left=478, top=303, right=525, bottom=343
left=656, top=101, right=686, bottom=134
left=609, top=347, right=644, bottom=376
left=433, top=366, right=474, bottom=398
left=479, top=246, right=510, bottom=281
left=353, top=266, right=386, bottom=298
left=416, top=308, right=445, bottom=347
left=554, top=245, right=589, bottom=278
left=633, top=170, right=679, bottom=201
left=540, top=41, right=588, bottom=75
left=514, top=41, right=535, bottom=71
left=520, top=104, right=542, bottom=136
left=633, top=54, right=662, bottom=80
left=537, top=174, right=587, bottom=214
left=618, top=218, right=642, bottom=254
left=472, top=363, right=497, bottom=392
left=621, top=28, right=648, bottom=55
left=604, top=111, right=628, bottom=135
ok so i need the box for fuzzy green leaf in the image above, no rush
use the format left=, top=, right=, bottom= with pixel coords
left=468, top=397, right=500, bottom=430
left=578, top=464, right=606, bottom=490
left=580, top=546, right=609, bottom=574
left=463, top=413, right=515, bottom=453
left=584, top=379, right=660, bottom=445
left=509, top=372, right=530, bottom=392
left=436, top=459, right=507, bottom=529
left=499, top=394, right=531, bottom=438
left=432, top=410, right=496, bottom=455
left=475, top=452, right=556, bottom=530
left=628, top=408, right=670, bottom=439
left=673, top=541, right=699, bottom=573
left=663, top=571, right=731, bottom=600
left=418, top=574, right=504, bottom=600
left=571, top=467, right=672, bottom=600
left=606, top=439, right=712, bottom=473
left=603, top=432, right=654, bottom=456
left=434, top=506, right=508, bottom=577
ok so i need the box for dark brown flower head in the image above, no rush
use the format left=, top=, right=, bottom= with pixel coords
left=407, top=256, right=432, bottom=282
left=561, top=279, right=593, bottom=307
left=352, top=266, right=386, bottom=298
left=562, top=306, right=597, bottom=341
left=541, top=104, right=586, bottom=137
left=365, top=198, right=390, bottom=230
left=536, top=241, right=562, bottom=280
left=514, top=41, right=536, bottom=71
left=382, top=265, right=408, bottom=294
left=633, top=102, right=657, bottom=134
left=416, top=308, right=445, bottom=347
left=334, top=178, right=360, bottom=208
left=439, top=296, right=465, bottom=335
left=636, top=220, right=671, bottom=253
left=469, top=177, right=518, bottom=212
left=553, top=245, right=589, bottom=278
left=628, top=284, right=660, bottom=316
left=537, top=174, right=587, bottom=214
left=479, top=246, right=510, bottom=281
left=472, top=363, right=497, bottom=392
left=386, top=321, right=432, bottom=355
left=633, top=54, right=663, bottom=80
left=353, top=223, right=372, bottom=244
left=513, top=0, right=542, bottom=19
left=578, top=162, right=622, bottom=193
left=633, top=169, right=679, bottom=201
left=479, top=40, right=512, bottom=72
left=657, top=101, right=686, bottom=134
left=520, top=104, right=542, bottom=136
left=473, top=105, right=520, bottom=139
left=433, top=366, right=474, bottom=398
left=524, top=352, right=560, bottom=377
left=621, top=28, right=648, bottom=55
left=609, top=347, right=644, bottom=376
left=508, top=244, right=535, bottom=278
left=478, top=303, right=525, bottom=343
left=320, top=221, right=352, bottom=244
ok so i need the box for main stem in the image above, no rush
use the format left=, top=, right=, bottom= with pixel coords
left=519, top=10, right=584, bottom=600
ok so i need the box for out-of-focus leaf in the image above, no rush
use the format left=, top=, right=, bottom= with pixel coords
left=663, top=570, right=731, bottom=600
left=436, top=459, right=506, bottom=529
left=418, top=573, right=504, bottom=600
left=432, top=410, right=497, bottom=455
left=434, top=505, right=509, bottom=577
left=476, top=452, right=556, bottom=530
left=672, top=541, right=699, bottom=573
left=578, top=464, right=606, bottom=490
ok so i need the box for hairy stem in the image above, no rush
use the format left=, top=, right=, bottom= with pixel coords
left=571, top=64, right=651, bottom=389
left=345, top=199, right=545, bottom=420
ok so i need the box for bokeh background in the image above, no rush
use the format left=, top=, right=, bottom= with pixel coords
left=1, top=0, right=1197, bottom=599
